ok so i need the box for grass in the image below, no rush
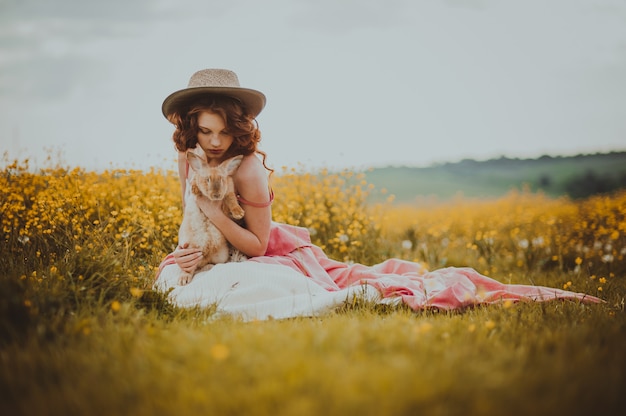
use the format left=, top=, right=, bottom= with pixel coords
left=2, top=299, right=624, bottom=415
left=1, top=157, right=625, bottom=415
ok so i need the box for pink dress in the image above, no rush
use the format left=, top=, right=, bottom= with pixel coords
left=157, top=221, right=601, bottom=311
left=155, top=162, right=600, bottom=314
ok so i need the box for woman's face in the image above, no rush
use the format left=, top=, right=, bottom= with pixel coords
left=196, top=111, right=234, bottom=164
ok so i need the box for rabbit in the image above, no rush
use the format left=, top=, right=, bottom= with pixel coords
left=177, top=151, right=246, bottom=285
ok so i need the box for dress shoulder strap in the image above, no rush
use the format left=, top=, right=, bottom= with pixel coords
left=237, top=189, right=274, bottom=208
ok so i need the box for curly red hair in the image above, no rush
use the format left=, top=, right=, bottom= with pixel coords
left=168, top=95, right=272, bottom=172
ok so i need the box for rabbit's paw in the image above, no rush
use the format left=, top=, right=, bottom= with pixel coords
left=231, top=205, right=245, bottom=220
left=179, top=272, right=194, bottom=286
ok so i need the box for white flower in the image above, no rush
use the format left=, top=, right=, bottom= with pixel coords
left=401, top=240, right=413, bottom=250
left=601, top=254, right=614, bottom=263
left=532, top=236, right=545, bottom=247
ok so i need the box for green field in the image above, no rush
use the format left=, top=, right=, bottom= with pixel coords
left=363, top=151, right=626, bottom=202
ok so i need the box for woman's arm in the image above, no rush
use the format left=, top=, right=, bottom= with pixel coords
left=196, top=154, right=272, bottom=257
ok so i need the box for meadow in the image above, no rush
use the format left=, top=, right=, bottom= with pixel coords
left=363, top=151, right=626, bottom=202
left=1, top=157, right=625, bottom=415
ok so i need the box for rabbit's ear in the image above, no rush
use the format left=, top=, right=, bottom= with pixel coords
left=187, top=151, right=208, bottom=172
left=222, top=155, right=243, bottom=175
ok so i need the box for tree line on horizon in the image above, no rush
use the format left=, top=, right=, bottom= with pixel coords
left=366, top=150, right=626, bottom=201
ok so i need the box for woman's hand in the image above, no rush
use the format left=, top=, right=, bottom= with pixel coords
left=174, top=243, right=203, bottom=273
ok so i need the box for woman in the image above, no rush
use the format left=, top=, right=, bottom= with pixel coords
left=154, top=69, right=600, bottom=320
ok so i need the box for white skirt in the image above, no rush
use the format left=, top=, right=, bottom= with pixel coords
left=154, top=262, right=383, bottom=321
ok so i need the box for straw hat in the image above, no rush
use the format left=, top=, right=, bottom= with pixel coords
left=162, top=69, right=266, bottom=119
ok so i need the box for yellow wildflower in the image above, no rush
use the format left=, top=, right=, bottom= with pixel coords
left=210, top=344, right=230, bottom=361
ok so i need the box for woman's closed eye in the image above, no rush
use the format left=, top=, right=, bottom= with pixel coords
left=199, top=128, right=230, bottom=136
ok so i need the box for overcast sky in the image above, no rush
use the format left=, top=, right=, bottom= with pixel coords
left=1, top=0, right=625, bottom=171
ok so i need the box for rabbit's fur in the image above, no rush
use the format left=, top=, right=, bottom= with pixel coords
left=177, top=151, right=246, bottom=285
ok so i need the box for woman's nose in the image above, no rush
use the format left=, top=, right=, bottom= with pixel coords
left=209, top=135, right=221, bottom=147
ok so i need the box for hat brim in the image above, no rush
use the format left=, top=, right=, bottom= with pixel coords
left=162, top=86, right=266, bottom=120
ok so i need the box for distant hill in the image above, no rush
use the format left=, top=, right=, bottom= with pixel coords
left=362, top=151, right=626, bottom=203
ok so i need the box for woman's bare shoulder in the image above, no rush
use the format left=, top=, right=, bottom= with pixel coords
left=233, top=155, right=269, bottom=198
left=236, top=154, right=268, bottom=181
